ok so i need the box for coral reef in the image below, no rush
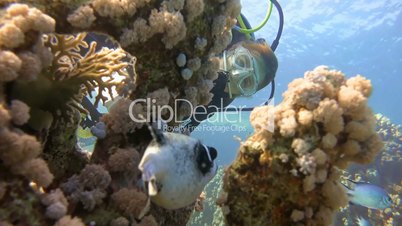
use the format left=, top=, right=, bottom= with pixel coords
left=0, top=2, right=393, bottom=225
left=221, top=66, right=383, bottom=225
left=189, top=167, right=226, bottom=225
left=188, top=113, right=402, bottom=226
left=335, top=113, right=402, bottom=226
left=0, top=0, right=240, bottom=225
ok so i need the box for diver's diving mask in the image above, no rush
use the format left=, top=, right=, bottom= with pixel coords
left=223, top=45, right=259, bottom=97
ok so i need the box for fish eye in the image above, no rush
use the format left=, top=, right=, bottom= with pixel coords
left=208, top=147, right=217, bottom=160
left=196, top=143, right=215, bottom=175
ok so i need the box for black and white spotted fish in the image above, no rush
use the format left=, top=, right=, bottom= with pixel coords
left=138, top=122, right=218, bottom=210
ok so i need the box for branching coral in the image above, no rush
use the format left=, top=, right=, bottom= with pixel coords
left=222, top=66, right=383, bottom=225
left=44, top=33, right=134, bottom=106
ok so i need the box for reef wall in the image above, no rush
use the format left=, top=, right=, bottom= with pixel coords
left=221, top=66, right=383, bottom=225
left=0, top=0, right=241, bottom=225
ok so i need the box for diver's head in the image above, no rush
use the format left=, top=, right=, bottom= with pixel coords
left=220, top=39, right=278, bottom=97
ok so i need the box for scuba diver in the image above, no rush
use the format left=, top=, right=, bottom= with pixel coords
left=180, top=0, right=283, bottom=133
left=80, top=0, right=284, bottom=133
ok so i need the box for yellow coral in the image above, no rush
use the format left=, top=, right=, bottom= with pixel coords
left=44, top=33, right=134, bottom=106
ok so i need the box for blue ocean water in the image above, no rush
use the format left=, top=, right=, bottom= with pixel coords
left=194, top=0, right=402, bottom=166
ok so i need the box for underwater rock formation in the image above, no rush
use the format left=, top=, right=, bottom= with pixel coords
left=221, top=66, right=383, bottom=226
left=0, top=0, right=240, bottom=225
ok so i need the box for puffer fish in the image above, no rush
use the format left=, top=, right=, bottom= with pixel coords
left=343, top=179, right=392, bottom=210
left=138, top=121, right=218, bottom=210
left=356, top=216, right=372, bottom=226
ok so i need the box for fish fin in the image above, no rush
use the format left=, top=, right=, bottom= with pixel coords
left=149, top=122, right=165, bottom=145
left=347, top=178, right=368, bottom=185
left=136, top=196, right=151, bottom=220
left=141, top=161, right=160, bottom=196
left=148, top=179, right=158, bottom=196
left=341, top=180, right=353, bottom=192
left=139, top=114, right=165, bottom=145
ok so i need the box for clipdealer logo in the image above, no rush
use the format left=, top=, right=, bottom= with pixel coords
left=128, top=98, right=275, bottom=133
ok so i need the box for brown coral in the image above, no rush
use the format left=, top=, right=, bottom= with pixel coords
left=0, top=104, right=11, bottom=126
left=13, top=158, right=54, bottom=187
left=112, top=188, right=149, bottom=219
left=61, top=164, right=111, bottom=211
left=184, top=0, right=205, bottom=22
left=101, top=97, right=144, bottom=134
left=0, top=129, right=52, bottom=188
left=110, top=217, right=129, bottom=226
left=0, top=50, right=22, bottom=82
left=54, top=215, right=85, bottom=226
left=67, top=5, right=96, bottom=29
left=16, top=51, right=43, bottom=81
left=137, top=215, right=158, bottom=226
left=10, top=100, right=30, bottom=125
left=78, top=164, right=111, bottom=190
left=148, top=7, right=187, bottom=49
left=222, top=66, right=382, bottom=225
left=0, top=23, right=25, bottom=49
left=108, top=148, right=140, bottom=173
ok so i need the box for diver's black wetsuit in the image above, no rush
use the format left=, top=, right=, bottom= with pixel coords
left=183, top=72, right=233, bottom=133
